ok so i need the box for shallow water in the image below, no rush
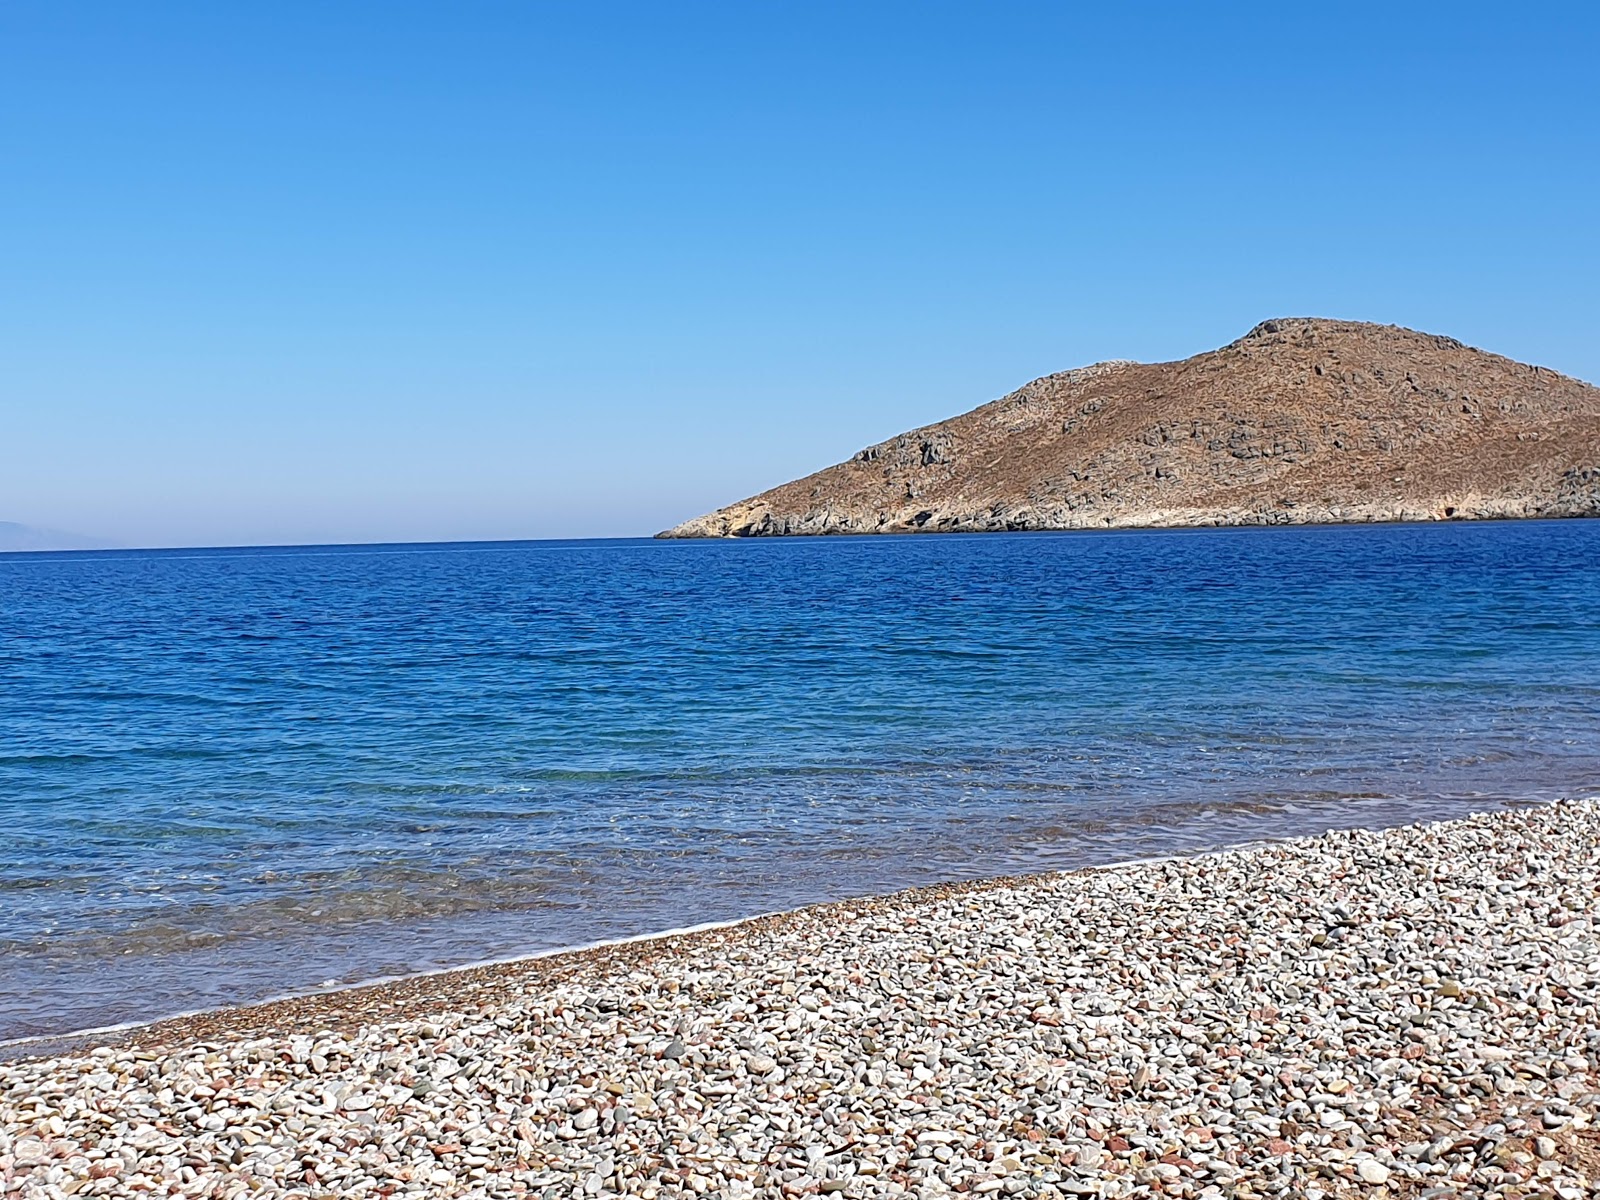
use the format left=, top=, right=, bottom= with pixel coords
left=2, top=521, right=1598, bottom=1040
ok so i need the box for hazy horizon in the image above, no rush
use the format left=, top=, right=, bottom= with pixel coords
left=6, top=3, right=1597, bottom=548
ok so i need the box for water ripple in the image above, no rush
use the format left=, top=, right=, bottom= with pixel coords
left=1, top=523, right=1598, bottom=1038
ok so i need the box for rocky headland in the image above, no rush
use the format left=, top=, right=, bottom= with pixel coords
left=660, top=319, right=1600, bottom=538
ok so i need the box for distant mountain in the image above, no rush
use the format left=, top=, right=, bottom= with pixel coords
left=659, top=318, right=1600, bottom=537
left=0, top=522, right=114, bottom=552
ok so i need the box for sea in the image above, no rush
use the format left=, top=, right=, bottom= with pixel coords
left=2, top=520, right=1598, bottom=1043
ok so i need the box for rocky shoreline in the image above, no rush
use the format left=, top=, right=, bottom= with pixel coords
left=3, top=801, right=1598, bottom=1198
left=660, top=492, right=1600, bottom=539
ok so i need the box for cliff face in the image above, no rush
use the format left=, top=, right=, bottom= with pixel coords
left=659, top=319, right=1600, bottom=538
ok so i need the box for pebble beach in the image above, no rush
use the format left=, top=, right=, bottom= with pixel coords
left=3, top=801, right=1598, bottom=1200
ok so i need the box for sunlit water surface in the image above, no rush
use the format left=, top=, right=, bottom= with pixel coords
left=2, top=522, right=1598, bottom=1040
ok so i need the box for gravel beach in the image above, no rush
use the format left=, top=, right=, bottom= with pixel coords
left=3, top=800, right=1598, bottom=1199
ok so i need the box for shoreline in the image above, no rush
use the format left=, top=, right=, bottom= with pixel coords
left=0, top=840, right=1283, bottom=1065
left=0, top=912, right=793, bottom=1062
left=656, top=508, right=1600, bottom=539
left=3, top=800, right=1598, bottom=1196
left=6, top=797, right=1575, bottom=1062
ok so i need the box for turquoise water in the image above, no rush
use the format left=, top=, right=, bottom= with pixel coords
left=2, top=521, right=1598, bottom=1040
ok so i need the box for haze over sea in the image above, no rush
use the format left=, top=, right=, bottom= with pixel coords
left=3, top=519, right=1598, bottom=1042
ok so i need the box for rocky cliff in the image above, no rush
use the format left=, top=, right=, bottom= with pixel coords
left=659, top=319, right=1600, bottom=537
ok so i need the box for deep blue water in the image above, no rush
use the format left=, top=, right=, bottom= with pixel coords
left=2, top=521, right=1598, bottom=1041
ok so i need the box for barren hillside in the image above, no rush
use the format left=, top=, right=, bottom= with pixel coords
left=659, top=319, right=1600, bottom=537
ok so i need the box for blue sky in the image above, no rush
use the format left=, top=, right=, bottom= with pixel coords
left=3, top=2, right=1596, bottom=546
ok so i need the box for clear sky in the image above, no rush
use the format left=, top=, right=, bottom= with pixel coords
left=4, top=2, right=1597, bottom=547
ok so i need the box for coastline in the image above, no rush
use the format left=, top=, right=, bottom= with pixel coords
left=656, top=504, right=1600, bottom=539
left=0, top=844, right=1274, bottom=1064
left=4, top=801, right=1598, bottom=1196
left=9, top=798, right=1532, bottom=1062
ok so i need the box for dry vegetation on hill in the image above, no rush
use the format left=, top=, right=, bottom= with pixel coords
left=660, top=319, right=1600, bottom=537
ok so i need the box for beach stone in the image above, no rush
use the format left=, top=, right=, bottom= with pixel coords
left=1356, top=1158, right=1391, bottom=1184
left=12, top=1137, right=49, bottom=1166
left=1, top=800, right=1597, bottom=1199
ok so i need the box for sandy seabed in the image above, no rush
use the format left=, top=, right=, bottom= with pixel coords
left=3, top=801, right=1598, bottom=1199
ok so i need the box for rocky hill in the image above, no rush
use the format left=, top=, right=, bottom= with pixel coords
left=659, top=319, right=1600, bottom=537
